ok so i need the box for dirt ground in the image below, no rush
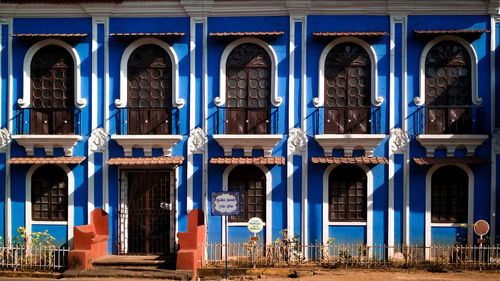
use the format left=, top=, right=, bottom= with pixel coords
left=248, top=269, right=500, bottom=281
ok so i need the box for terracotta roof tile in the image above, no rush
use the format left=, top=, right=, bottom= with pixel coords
left=110, top=32, right=185, bottom=37
left=8, top=156, right=85, bottom=165
left=12, top=33, right=88, bottom=37
left=413, top=157, right=489, bottom=165
left=107, top=156, right=184, bottom=166
left=210, top=157, right=285, bottom=165
left=209, top=31, right=284, bottom=37
left=311, top=157, right=388, bottom=165
left=312, top=31, right=388, bottom=37
left=413, top=29, right=489, bottom=34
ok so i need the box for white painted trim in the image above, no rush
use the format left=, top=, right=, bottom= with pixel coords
left=415, top=35, right=481, bottom=106
left=0, top=18, right=13, bottom=245
left=403, top=153, right=410, bottom=245
left=425, top=164, right=474, bottom=259
left=186, top=153, right=193, bottom=213
left=19, top=39, right=86, bottom=109
left=215, top=37, right=282, bottom=107
left=222, top=164, right=272, bottom=245
left=25, top=165, right=74, bottom=248
left=300, top=15, right=308, bottom=253
left=88, top=153, right=94, bottom=224
left=202, top=17, right=208, bottom=227
left=286, top=17, right=296, bottom=237
left=103, top=18, right=110, bottom=213
left=430, top=222, right=466, bottom=227
left=321, top=164, right=373, bottom=249
left=116, top=38, right=184, bottom=109
left=490, top=16, right=499, bottom=245
left=315, top=36, right=382, bottom=107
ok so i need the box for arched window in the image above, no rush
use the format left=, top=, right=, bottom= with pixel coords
left=30, top=45, right=74, bottom=134
left=328, top=164, right=367, bottom=222
left=425, top=41, right=472, bottom=134
left=226, top=43, right=271, bottom=134
left=431, top=166, right=468, bottom=223
left=127, top=44, right=173, bottom=135
left=228, top=165, right=266, bottom=222
left=324, top=42, right=371, bottom=134
left=32, top=165, right=68, bottom=221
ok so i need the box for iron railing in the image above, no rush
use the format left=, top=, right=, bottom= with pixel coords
left=0, top=245, right=69, bottom=271
left=415, top=105, right=485, bottom=135
left=14, top=108, right=81, bottom=135
left=215, top=106, right=279, bottom=134
left=199, top=243, right=500, bottom=269
left=116, top=107, right=180, bottom=135
left=314, top=106, right=381, bottom=135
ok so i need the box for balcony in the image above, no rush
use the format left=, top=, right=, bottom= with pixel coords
left=213, top=106, right=282, bottom=157
left=415, top=105, right=487, bottom=156
left=112, top=107, right=182, bottom=156
left=12, top=108, right=82, bottom=156
left=314, top=106, right=385, bottom=157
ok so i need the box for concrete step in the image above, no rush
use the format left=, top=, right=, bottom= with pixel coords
left=62, top=266, right=193, bottom=280
left=92, top=254, right=176, bottom=268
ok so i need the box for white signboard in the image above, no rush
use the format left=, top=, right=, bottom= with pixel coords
left=211, top=192, right=241, bottom=216
left=247, top=217, right=264, bottom=234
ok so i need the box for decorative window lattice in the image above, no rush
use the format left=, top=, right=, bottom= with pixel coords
left=328, top=164, right=367, bottom=222
left=228, top=165, right=266, bottom=222
left=32, top=165, right=68, bottom=221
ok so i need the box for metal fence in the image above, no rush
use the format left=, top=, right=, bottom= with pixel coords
left=0, top=245, right=69, bottom=271
left=200, top=243, right=500, bottom=269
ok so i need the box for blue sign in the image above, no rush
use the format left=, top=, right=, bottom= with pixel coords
left=211, top=192, right=241, bottom=216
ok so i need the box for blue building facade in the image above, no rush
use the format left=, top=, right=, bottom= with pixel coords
left=0, top=0, right=499, bottom=258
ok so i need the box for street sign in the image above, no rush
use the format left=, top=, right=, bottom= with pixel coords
left=211, top=192, right=241, bottom=216
left=247, top=217, right=264, bottom=234
left=474, top=220, right=490, bottom=236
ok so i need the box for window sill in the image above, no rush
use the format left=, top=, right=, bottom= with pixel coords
left=213, top=134, right=283, bottom=157
left=328, top=221, right=367, bottom=226
left=314, top=134, right=386, bottom=157
left=416, top=134, right=488, bottom=157
left=32, top=221, right=68, bottom=226
left=430, top=222, right=467, bottom=227
left=111, top=134, right=182, bottom=157
left=12, top=134, right=82, bottom=156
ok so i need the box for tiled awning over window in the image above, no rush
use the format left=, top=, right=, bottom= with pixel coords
left=209, top=31, right=284, bottom=37
left=413, top=157, right=489, bottom=165
left=8, top=156, right=86, bottom=165
left=312, top=31, right=388, bottom=37
left=11, top=33, right=88, bottom=40
left=311, top=156, right=388, bottom=165
left=413, top=29, right=489, bottom=40
left=108, top=156, right=184, bottom=166
left=210, top=157, right=285, bottom=165
left=110, top=32, right=185, bottom=38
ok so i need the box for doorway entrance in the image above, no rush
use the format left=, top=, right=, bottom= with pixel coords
left=118, top=169, right=176, bottom=255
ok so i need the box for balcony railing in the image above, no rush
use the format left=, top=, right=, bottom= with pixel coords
left=14, top=108, right=81, bottom=135
left=314, top=106, right=381, bottom=135
left=116, top=107, right=180, bottom=135
left=215, top=106, right=279, bottom=134
left=415, top=105, right=484, bottom=135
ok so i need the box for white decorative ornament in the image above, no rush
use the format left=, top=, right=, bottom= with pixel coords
left=0, top=128, right=11, bottom=152
left=493, top=128, right=500, bottom=154
left=89, top=128, right=108, bottom=152
left=188, top=128, right=207, bottom=154
left=389, top=128, right=409, bottom=154
left=288, top=128, right=307, bottom=154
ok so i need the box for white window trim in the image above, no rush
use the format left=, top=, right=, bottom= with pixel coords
left=425, top=164, right=474, bottom=259
left=415, top=35, right=481, bottom=106
left=315, top=36, right=382, bottom=108
left=25, top=164, right=74, bottom=248
left=115, top=38, right=184, bottom=109
left=20, top=39, right=86, bottom=109
left=322, top=164, right=373, bottom=248
left=215, top=37, right=282, bottom=107
left=221, top=164, right=272, bottom=245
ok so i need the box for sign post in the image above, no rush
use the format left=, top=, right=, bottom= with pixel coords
left=211, top=192, right=240, bottom=281
left=247, top=217, right=264, bottom=267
